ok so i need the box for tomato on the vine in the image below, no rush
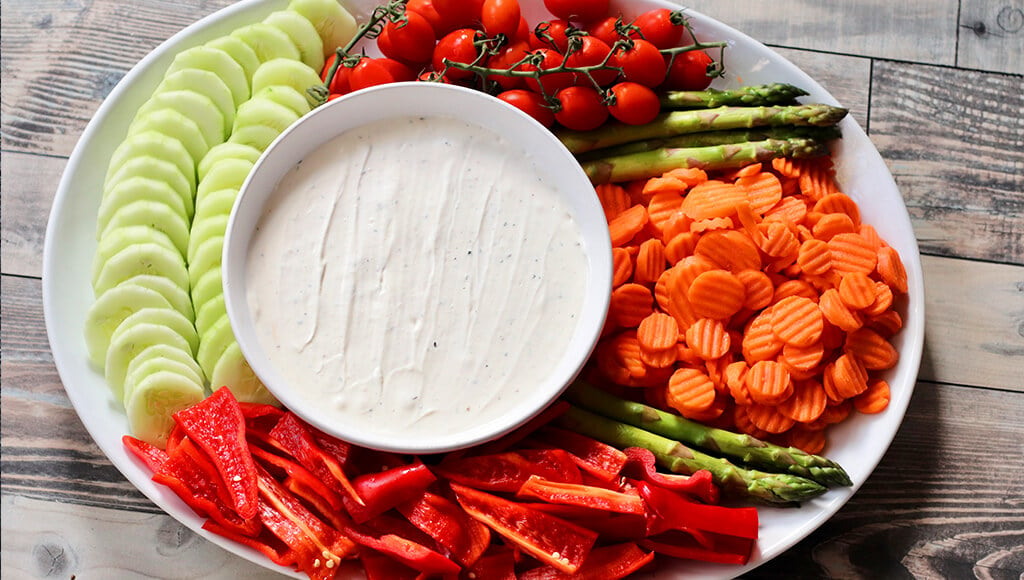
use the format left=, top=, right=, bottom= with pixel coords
left=481, top=0, right=521, bottom=37
left=432, top=28, right=484, bottom=80
left=497, top=89, right=555, bottom=127
left=432, top=0, right=484, bottom=30
left=349, top=58, right=396, bottom=91
left=587, top=16, right=624, bottom=46
left=609, top=38, right=666, bottom=88
left=607, top=82, right=660, bottom=125
left=542, top=0, right=609, bottom=24
left=528, top=19, right=571, bottom=53
left=379, top=10, right=437, bottom=65
left=523, top=48, right=574, bottom=94
left=554, top=85, right=608, bottom=130
left=486, top=41, right=530, bottom=90
left=631, top=8, right=687, bottom=49
left=322, top=54, right=352, bottom=95
left=565, top=35, right=618, bottom=87
left=406, top=0, right=448, bottom=35
left=663, top=50, right=715, bottom=90
left=377, top=57, right=417, bottom=82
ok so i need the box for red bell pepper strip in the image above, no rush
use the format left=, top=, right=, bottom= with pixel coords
left=435, top=450, right=581, bottom=493
left=519, top=542, right=655, bottom=580
left=165, top=423, right=187, bottom=455
left=464, top=547, right=517, bottom=580
left=340, top=521, right=461, bottom=576
left=450, top=483, right=599, bottom=575
left=638, top=530, right=754, bottom=565
left=636, top=480, right=759, bottom=540
left=202, top=519, right=296, bottom=567
left=517, top=449, right=585, bottom=484
left=359, top=549, right=421, bottom=580
left=622, top=447, right=719, bottom=504
left=397, top=491, right=491, bottom=567
left=239, top=402, right=285, bottom=422
left=172, top=386, right=259, bottom=519
left=282, top=476, right=349, bottom=531
left=343, top=460, right=437, bottom=523
left=530, top=426, right=628, bottom=483
left=249, top=442, right=345, bottom=512
left=516, top=475, right=647, bottom=515
left=269, top=412, right=363, bottom=506
left=472, top=400, right=571, bottom=455
left=123, top=435, right=169, bottom=472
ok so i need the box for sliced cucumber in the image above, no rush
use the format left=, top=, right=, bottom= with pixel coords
left=97, top=200, right=191, bottom=259
left=91, top=226, right=178, bottom=288
left=231, top=23, right=301, bottom=63
left=83, top=284, right=173, bottom=368
left=196, top=158, right=255, bottom=201
left=211, top=341, right=278, bottom=405
left=126, top=108, right=210, bottom=163
left=194, top=188, right=240, bottom=223
left=234, top=97, right=301, bottom=134
left=197, top=142, right=261, bottom=183
left=121, top=274, right=195, bottom=321
left=106, top=131, right=196, bottom=194
left=252, top=85, right=313, bottom=117
left=114, top=306, right=199, bottom=357
left=187, top=214, right=229, bottom=264
left=165, top=45, right=250, bottom=108
left=132, top=90, right=226, bottom=149
left=196, top=313, right=236, bottom=378
left=124, top=353, right=206, bottom=408
left=93, top=242, right=189, bottom=297
left=263, top=10, right=325, bottom=72
left=187, top=235, right=225, bottom=290
left=154, top=69, right=236, bottom=136
left=205, top=35, right=262, bottom=83
left=194, top=293, right=227, bottom=338
left=125, top=369, right=205, bottom=447
left=125, top=343, right=206, bottom=394
left=251, top=58, right=323, bottom=104
left=287, top=0, right=358, bottom=57
left=227, top=124, right=284, bottom=152
left=189, top=266, right=223, bottom=316
left=105, top=321, right=194, bottom=401
left=104, top=154, right=194, bottom=209
left=98, top=177, right=191, bottom=236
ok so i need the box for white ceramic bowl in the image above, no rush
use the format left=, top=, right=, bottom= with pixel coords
left=221, top=81, right=613, bottom=454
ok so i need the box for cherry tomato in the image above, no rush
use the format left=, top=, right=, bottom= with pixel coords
left=587, top=16, right=623, bottom=46
left=663, top=50, right=715, bottom=90
left=432, top=28, right=483, bottom=80
left=523, top=48, right=574, bottom=94
left=543, top=0, right=609, bottom=24
left=377, top=57, right=418, bottom=82
left=379, top=10, right=437, bottom=65
left=327, top=63, right=352, bottom=95
left=511, top=15, right=531, bottom=43
left=631, top=8, right=686, bottom=50
left=565, top=35, right=618, bottom=87
left=406, top=0, right=447, bottom=35
left=349, top=58, right=396, bottom=91
left=609, top=38, right=666, bottom=88
left=606, top=82, right=660, bottom=125
left=498, top=89, right=555, bottom=127
left=433, top=0, right=484, bottom=30
left=481, top=0, right=521, bottom=37
left=554, top=85, right=608, bottom=130
left=528, top=19, right=571, bottom=52
left=486, top=41, right=530, bottom=90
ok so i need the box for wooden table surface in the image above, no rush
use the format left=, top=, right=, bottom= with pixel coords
left=2, top=0, right=1022, bottom=578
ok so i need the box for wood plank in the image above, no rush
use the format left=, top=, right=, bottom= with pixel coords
left=870, top=60, right=1024, bottom=264
left=0, top=152, right=66, bottom=279
left=677, top=0, right=959, bottom=66
left=772, top=47, right=871, bottom=129
left=958, top=0, right=1024, bottom=74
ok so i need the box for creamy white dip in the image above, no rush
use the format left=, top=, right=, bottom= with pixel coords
left=245, top=115, right=589, bottom=439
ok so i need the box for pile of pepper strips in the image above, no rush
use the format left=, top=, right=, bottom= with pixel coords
left=124, top=387, right=758, bottom=579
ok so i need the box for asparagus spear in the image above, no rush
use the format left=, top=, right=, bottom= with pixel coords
left=580, top=136, right=830, bottom=184
left=660, top=83, right=810, bottom=109
left=566, top=382, right=853, bottom=487
left=558, top=104, right=848, bottom=154
left=559, top=406, right=828, bottom=504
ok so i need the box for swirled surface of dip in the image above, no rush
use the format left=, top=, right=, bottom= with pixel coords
left=245, top=115, right=589, bottom=438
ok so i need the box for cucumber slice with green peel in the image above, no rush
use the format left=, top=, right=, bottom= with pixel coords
left=211, top=342, right=278, bottom=405
left=252, top=85, right=313, bottom=117
left=126, top=343, right=206, bottom=393
left=104, top=154, right=194, bottom=208
left=165, top=45, right=250, bottom=108
left=98, top=200, right=191, bottom=258
left=127, top=108, right=211, bottom=163
left=196, top=158, right=255, bottom=201
left=194, top=188, right=240, bottom=223
left=105, top=321, right=194, bottom=401
left=195, top=293, right=227, bottom=338
left=187, top=235, right=225, bottom=290
left=93, top=242, right=189, bottom=297
left=189, top=266, right=222, bottom=315
left=114, top=306, right=200, bottom=357
left=251, top=59, right=323, bottom=104
left=155, top=69, right=236, bottom=136
left=106, top=131, right=196, bottom=193
left=187, top=214, right=229, bottom=264
left=227, top=124, right=283, bottom=152
left=91, top=226, right=178, bottom=287
left=121, top=275, right=195, bottom=321
left=205, top=35, right=262, bottom=83
left=234, top=97, right=301, bottom=134
left=287, top=0, right=358, bottom=57
left=124, top=354, right=206, bottom=408
left=197, top=313, right=237, bottom=378
left=197, top=142, right=261, bottom=182
left=263, top=10, right=325, bottom=72
left=98, top=177, right=191, bottom=236
left=132, top=90, right=226, bottom=149
left=83, top=284, right=174, bottom=368
left=125, top=370, right=205, bottom=447
left=231, top=23, right=301, bottom=63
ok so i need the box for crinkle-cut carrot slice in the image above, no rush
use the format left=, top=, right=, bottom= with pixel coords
left=671, top=254, right=717, bottom=292
left=763, top=195, right=808, bottom=225
left=818, top=288, right=864, bottom=332
left=813, top=192, right=861, bottom=225
left=745, top=402, right=796, bottom=434
left=694, top=229, right=761, bottom=272
left=690, top=216, right=734, bottom=233
left=862, top=281, right=894, bottom=317
left=802, top=271, right=842, bottom=294
left=858, top=223, right=884, bottom=251
left=820, top=400, right=853, bottom=424
left=666, top=281, right=700, bottom=332
left=827, top=232, right=877, bottom=275
left=594, top=337, right=631, bottom=384
left=838, top=271, right=876, bottom=310
left=659, top=212, right=694, bottom=242
left=742, top=309, right=783, bottom=363
left=797, top=158, right=840, bottom=201
left=756, top=221, right=801, bottom=258
left=608, top=204, right=649, bottom=248
left=771, top=156, right=800, bottom=179
left=637, top=312, right=679, bottom=352
left=639, top=345, right=678, bottom=369
left=610, top=283, right=655, bottom=328
left=634, top=238, right=666, bottom=285
left=777, top=379, right=827, bottom=423
left=744, top=360, right=794, bottom=405
left=733, top=404, right=772, bottom=439
left=735, top=268, right=774, bottom=311
left=642, top=175, right=687, bottom=195
left=797, top=238, right=833, bottom=276
left=687, top=269, right=746, bottom=321
left=595, top=183, right=632, bottom=222
left=876, top=246, right=908, bottom=294
left=772, top=279, right=819, bottom=305
left=680, top=391, right=730, bottom=422
left=612, top=247, right=634, bottom=288
left=610, top=331, right=648, bottom=380
left=811, top=212, right=857, bottom=241
left=664, top=231, right=699, bottom=265
left=827, top=353, right=869, bottom=399
left=844, top=328, right=899, bottom=370
left=663, top=166, right=709, bottom=187
left=666, top=367, right=717, bottom=414
left=654, top=267, right=677, bottom=312
left=680, top=180, right=747, bottom=220
left=786, top=425, right=826, bottom=454
left=626, top=365, right=676, bottom=388
left=724, top=162, right=765, bottom=180
left=770, top=295, right=824, bottom=347
left=736, top=171, right=784, bottom=216
left=866, top=309, right=903, bottom=338
left=853, top=379, right=891, bottom=414
left=724, top=360, right=749, bottom=391
left=646, top=191, right=684, bottom=233
left=685, top=318, right=731, bottom=360
left=781, top=341, right=825, bottom=372
left=676, top=344, right=703, bottom=366
left=625, top=179, right=647, bottom=206
left=705, top=353, right=733, bottom=392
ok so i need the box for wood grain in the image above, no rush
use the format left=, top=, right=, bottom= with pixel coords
left=958, top=0, right=1024, bottom=74
left=0, top=152, right=66, bottom=279
left=771, top=47, right=871, bottom=130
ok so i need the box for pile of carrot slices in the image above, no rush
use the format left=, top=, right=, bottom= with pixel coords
left=590, top=155, right=909, bottom=454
